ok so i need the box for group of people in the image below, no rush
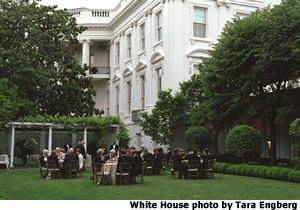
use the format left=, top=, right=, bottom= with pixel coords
left=39, top=141, right=86, bottom=178
left=171, top=147, right=213, bottom=179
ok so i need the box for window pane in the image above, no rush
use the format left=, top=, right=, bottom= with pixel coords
left=194, top=7, right=206, bottom=24
left=193, top=23, right=206, bottom=38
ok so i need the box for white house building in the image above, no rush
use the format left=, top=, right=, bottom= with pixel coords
left=70, top=0, right=280, bottom=152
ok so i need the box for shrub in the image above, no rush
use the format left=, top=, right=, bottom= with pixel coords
left=292, top=171, right=300, bottom=183
left=278, top=168, right=293, bottom=181
left=236, top=164, right=248, bottom=175
left=117, top=123, right=131, bottom=150
left=216, top=162, right=231, bottom=173
left=244, top=165, right=255, bottom=176
left=252, top=166, right=262, bottom=177
left=291, top=157, right=300, bottom=170
left=258, top=166, right=269, bottom=178
left=289, top=118, right=300, bottom=138
left=226, top=165, right=237, bottom=174
left=287, top=171, right=297, bottom=182
left=226, top=125, right=262, bottom=160
left=184, top=126, right=210, bottom=150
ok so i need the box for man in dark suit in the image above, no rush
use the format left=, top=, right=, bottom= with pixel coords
left=117, top=149, right=132, bottom=173
left=185, top=149, right=200, bottom=161
left=200, top=148, right=213, bottom=168
left=62, top=148, right=79, bottom=178
left=104, top=149, right=117, bottom=162
left=47, top=150, right=59, bottom=168
left=166, top=147, right=172, bottom=164
left=143, top=148, right=154, bottom=162
left=110, top=140, right=119, bottom=153
left=171, top=148, right=188, bottom=179
left=63, top=142, right=71, bottom=153
left=130, top=150, right=143, bottom=183
left=153, top=148, right=163, bottom=175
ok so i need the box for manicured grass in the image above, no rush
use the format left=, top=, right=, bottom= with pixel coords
left=0, top=168, right=299, bottom=200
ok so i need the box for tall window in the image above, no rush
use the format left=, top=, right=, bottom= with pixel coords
left=156, top=11, right=162, bottom=42
left=140, top=75, right=145, bottom=110
left=140, top=23, right=145, bottom=51
left=127, top=33, right=131, bottom=59
left=156, top=69, right=162, bottom=95
left=116, top=86, right=119, bottom=115
left=115, top=42, right=120, bottom=65
left=193, top=7, right=207, bottom=38
left=127, top=81, right=131, bottom=114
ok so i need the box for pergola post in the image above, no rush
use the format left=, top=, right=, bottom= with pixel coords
left=83, top=127, right=87, bottom=153
left=48, top=127, right=52, bottom=152
left=9, top=125, right=15, bottom=168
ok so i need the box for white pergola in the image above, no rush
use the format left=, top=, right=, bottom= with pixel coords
left=6, top=122, right=119, bottom=168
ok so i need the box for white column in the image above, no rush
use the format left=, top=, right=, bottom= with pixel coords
left=83, top=127, right=87, bottom=154
left=82, top=40, right=90, bottom=67
left=48, top=127, right=52, bottom=152
left=9, top=125, right=15, bottom=168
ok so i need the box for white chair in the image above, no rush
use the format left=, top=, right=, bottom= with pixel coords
left=0, top=154, right=9, bottom=169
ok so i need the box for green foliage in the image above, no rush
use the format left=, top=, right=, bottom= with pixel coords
left=140, top=89, right=189, bottom=145
left=199, top=0, right=300, bottom=164
left=17, top=115, right=120, bottom=134
left=289, top=118, right=300, bottom=138
left=0, top=0, right=99, bottom=117
left=226, top=125, right=262, bottom=157
left=0, top=78, right=19, bottom=129
left=116, top=123, right=131, bottom=150
left=184, top=126, right=209, bottom=150
left=291, top=157, right=300, bottom=170
left=216, top=162, right=300, bottom=183
left=24, top=138, right=38, bottom=155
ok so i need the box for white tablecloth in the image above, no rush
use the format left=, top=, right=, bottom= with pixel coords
left=103, top=162, right=117, bottom=185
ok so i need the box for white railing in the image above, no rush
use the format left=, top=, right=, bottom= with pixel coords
left=89, top=66, right=110, bottom=74
left=92, top=10, right=110, bottom=18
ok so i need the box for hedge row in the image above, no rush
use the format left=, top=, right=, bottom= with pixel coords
left=214, top=162, right=300, bottom=183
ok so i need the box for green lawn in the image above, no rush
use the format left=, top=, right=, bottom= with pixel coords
left=0, top=168, right=299, bottom=200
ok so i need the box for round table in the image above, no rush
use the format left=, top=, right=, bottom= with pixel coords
left=103, top=162, right=117, bottom=185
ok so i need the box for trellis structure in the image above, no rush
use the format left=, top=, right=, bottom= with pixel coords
left=6, top=122, right=119, bottom=168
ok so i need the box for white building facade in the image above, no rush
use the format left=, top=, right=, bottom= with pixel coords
left=70, top=0, right=279, bottom=151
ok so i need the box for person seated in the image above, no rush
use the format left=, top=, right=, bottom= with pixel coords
left=136, top=146, right=145, bottom=156
left=143, top=148, right=154, bottom=162
left=166, top=146, right=172, bottom=164
left=117, top=149, right=132, bottom=173
left=39, top=149, right=48, bottom=167
left=47, top=150, right=59, bottom=168
left=200, top=148, right=213, bottom=169
left=60, top=148, right=66, bottom=158
left=153, top=148, right=163, bottom=175
left=76, top=148, right=84, bottom=170
left=55, top=147, right=63, bottom=160
left=104, top=149, right=117, bottom=162
left=62, top=148, right=79, bottom=178
left=185, top=149, right=200, bottom=161
left=94, top=149, right=105, bottom=163
left=171, top=148, right=188, bottom=179
left=75, top=141, right=86, bottom=159
left=130, top=150, right=143, bottom=183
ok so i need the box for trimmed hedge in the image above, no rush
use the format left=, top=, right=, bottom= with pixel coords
left=214, top=162, right=300, bottom=183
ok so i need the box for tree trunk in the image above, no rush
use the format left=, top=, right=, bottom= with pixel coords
left=213, top=129, right=220, bottom=154
left=269, top=117, right=277, bottom=165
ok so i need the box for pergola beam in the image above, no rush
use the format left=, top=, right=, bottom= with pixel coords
left=5, top=121, right=119, bottom=167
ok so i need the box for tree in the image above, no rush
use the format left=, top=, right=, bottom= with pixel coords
left=184, top=126, right=209, bottom=151
left=0, top=78, right=19, bottom=129
left=140, top=89, right=189, bottom=145
left=226, top=125, right=262, bottom=162
left=0, top=0, right=100, bottom=117
left=289, top=118, right=300, bottom=138
left=117, top=123, right=131, bottom=150
left=199, top=0, right=300, bottom=164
